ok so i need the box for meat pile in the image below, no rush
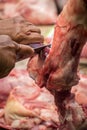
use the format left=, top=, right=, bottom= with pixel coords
left=0, top=0, right=87, bottom=129
left=0, top=69, right=59, bottom=130
left=27, top=55, right=87, bottom=129
left=0, top=0, right=57, bottom=25
left=0, top=69, right=87, bottom=130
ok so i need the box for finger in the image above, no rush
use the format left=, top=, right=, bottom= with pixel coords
left=0, top=58, right=15, bottom=78
left=19, top=33, right=44, bottom=45
left=25, top=26, right=41, bottom=34
left=23, top=24, right=41, bottom=34
left=15, top=43, right=34, bottom=61
left=0, top=35, right=12, bottom=43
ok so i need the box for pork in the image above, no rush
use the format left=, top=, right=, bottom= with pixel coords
left=0, top=69, right=59, bottom=130
left=17, top=0, right=57, bottom=25
left=71, top=74, right=87, bottom=105
left=27, top=54, right=45, bottom=80
left=27, top=46, right=50, bottom=81
left=0, top=69, right=29, bottom=108
left=1, top=0, right=57, bottom=25
left=27, top=0, right=87, bottom=129
left=1, top=69, right=87, bottom=130
left=37, top=0, right=87, bottom=90
left=27, top=57, right=87, bottom=130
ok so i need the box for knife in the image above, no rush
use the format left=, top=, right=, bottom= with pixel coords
left=29, top=43, right=51, bottom=53
left=16, top=43, right=51, bottom=62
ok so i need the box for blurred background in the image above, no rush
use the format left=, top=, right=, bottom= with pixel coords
left=0, top=0, right=67, bottom=24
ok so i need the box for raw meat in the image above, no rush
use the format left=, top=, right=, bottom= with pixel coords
left=1, top=0, right=58, bottom=25
left=17, top=0, right=57, bottom=25
left=27, top=0, right=87, bottom=129
left=27, top=46, right=50, bottom=81
left=4, top=3, right=19, bottom=18
left=1, top=69, right=87, bottom=130
left=37, top=0, right=87, bottom=91
left=71, top=74, right=87, bottom=105
left=27, top=54, right=45, bottom=80
left=0, top=69, right=59, bottom=130
left=0, top=69, right=29, bottom=108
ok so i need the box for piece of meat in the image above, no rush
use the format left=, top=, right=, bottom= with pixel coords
left=0, top=0, right=19, bottom=19
left=4, top=84, right=59, bottom=129
left=3, top=3, right=19, bottom=18
left=37, top=0, right=87, bottom=91
left=16, top=0, right=57, bottom=25
left=27, top=0, right=87, bottom=129
left=27, top=54, right=45, bottom=80
left=51, top=74, right=87, bottom=130
left=27, top=56, right=87, bottom=130
left=27, top=47, right=50, bottom=81
left=0, top=69, right=59, bottom=130
left=0, top=71, right=87, bottom=130
left=0, top=69, right=29, bottom=108
left=71, top=74, right=87, bottom=105
left=0, top=78, right=13, bottom=108
left=1, top=0, right=57, bottom=25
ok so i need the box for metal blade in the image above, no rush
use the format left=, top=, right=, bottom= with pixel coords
left=16, top=43, right=51, bottom=62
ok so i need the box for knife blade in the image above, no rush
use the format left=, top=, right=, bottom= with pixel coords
left=29, top=43, right=51, bottom=53
left=16, top=43, right=51, bottom=62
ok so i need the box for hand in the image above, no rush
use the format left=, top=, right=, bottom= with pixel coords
left=0, top=35, right=34, bottom=78
left=0, top=16, right=44, bottom=45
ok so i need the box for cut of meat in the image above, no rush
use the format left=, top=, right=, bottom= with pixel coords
left=50, top=74, right=87, bottom=130
left=0, top=69, right=29, bottom=108
left=0, top=0, right=87, bottom=129
left=27, top=0, right=87, bottom=129
left=17, top=0, right=57, bottom=25
left=27, top=47, right=50, bottom=81
left=37, top=0, right=87, bottom=91
left=71, top=74, right=87, bottom=105
left=3, top=3, right=19, bottom=18
left=27, top=54, right=45, bottom=80
left=0, top=0, right=58, bottom=25
left=4, top=85, right=59, bottom=129
left=0, top=69, right=59, bottom=130
left=0, top=72, right=87, bottom=129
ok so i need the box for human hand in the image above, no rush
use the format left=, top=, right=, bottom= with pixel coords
left=0, top=16, right=44, bottom=45
left=0, top=35, right=34, bottom=78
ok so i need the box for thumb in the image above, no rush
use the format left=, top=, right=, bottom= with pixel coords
left=15, top=43, right=34, bottom=61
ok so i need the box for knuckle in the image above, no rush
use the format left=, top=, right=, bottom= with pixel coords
left=35, top=28, right=41, bottom=33
left=38, top=28, right=41, bottom=33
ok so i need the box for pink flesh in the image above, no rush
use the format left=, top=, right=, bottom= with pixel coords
left=0, top=69, right=59, bottom=129
left=37, top=0, right=87, bottom=91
